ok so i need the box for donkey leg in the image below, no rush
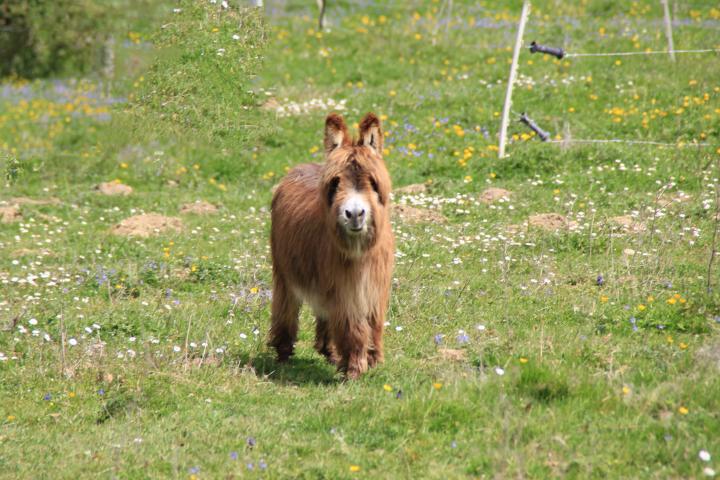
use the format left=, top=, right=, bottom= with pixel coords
left=367, top=310, right=385, bottom=368
left=333, top=318, right=371, bottom=380
left=268, top=278, right=300, bottom=362
left=314, top=318, right=339, bottom=365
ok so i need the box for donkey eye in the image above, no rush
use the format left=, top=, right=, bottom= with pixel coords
left=370, top=178, right=380, bottom=195
left=327, top=177, right=340, bottom=206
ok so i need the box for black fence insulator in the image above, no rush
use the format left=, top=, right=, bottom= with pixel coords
left=529, top=41, right=565, bottom=59
left=519, top=113, right=550, bottom=142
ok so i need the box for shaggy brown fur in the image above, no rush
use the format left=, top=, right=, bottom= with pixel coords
left=268, top=113, right=394, bottom=379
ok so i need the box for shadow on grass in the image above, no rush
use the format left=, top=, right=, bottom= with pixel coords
left=232, top=351, right=339, bottom=386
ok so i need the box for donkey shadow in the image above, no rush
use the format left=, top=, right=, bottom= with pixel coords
left=231, top=350, right=339, bottom=386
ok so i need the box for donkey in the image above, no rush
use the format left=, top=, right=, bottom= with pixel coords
left=268, top=112, right=394, bottom=379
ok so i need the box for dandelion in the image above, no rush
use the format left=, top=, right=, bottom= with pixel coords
left=622, top=385, right=631, bottom=395
left=519, top=357, right=528, bottom=364
left=678, top=406, right=689, bottom=415
left=433, top=382, right=443, bottom=390
left=350, top=465, right=361, bottom=472
left=383, top=384, right=392, bottom=392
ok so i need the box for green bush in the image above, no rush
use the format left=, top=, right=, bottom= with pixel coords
left=0, top=0, right=110, bottom=78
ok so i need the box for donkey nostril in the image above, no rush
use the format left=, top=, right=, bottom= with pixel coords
left=358, top=209, right=365, bottom=217
left=345, top=210, right=352, bottom=219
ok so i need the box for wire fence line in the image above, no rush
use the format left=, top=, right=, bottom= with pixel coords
left=565, top=48, right=720, bottom=58
left=499, top=1, right=719, bottom=155
left=547, top=139, right=712, bottom=147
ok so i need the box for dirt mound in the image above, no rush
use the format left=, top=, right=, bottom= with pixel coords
left=180, top=201, right=219, bottom=215
left=529, top=213, right=577, bottom=231
left=393, top=204, right=447, bottom=224
left=0, top=205, right=21, bottom=223
left=438, top=348, right=466, bottom=362
left=110, top=214, right=182, bottom=237
left=261, top=97, right=281, bottom=111
left=11, top=248, right=53, bottom=258
left=97, top=182, right=133, bottom=196
left=394, top=183, right=427, bottom=195
left=696, top=341, right=720, bottom=371
left=479, top=187, right=512, bottom=204
left=9, top=196, right=61, bottom=206
left=609, top=215, right=646, bottom=233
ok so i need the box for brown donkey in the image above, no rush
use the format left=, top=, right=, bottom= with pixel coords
left=268, top=113, right=394, bottom=379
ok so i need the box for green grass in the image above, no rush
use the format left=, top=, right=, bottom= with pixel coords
left=2, top=0, right=720, bottom=478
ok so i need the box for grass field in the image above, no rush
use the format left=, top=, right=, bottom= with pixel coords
left=2, top=0, right=720, bottom=478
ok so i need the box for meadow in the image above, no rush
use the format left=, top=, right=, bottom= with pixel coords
left=1, top=0, right=720, bottom=478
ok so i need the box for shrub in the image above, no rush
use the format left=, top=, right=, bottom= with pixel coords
left=0, top=0, right=110, bottom=78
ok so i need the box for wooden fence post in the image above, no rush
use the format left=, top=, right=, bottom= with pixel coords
left=318, top=0, right=326, bottom=30
left=498, top=1, right=531, bottom=158
left=661, top=0, right=676, bottom=62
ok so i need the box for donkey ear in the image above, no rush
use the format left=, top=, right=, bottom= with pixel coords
left=358, top=112, right=383, bottom=154
left=324, top=113, right=350, bottom=156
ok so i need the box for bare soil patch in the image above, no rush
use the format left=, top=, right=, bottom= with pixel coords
left=529, top=213, right=577, bottom=231
left=8, top=196, right=61, bottom=206
left=0, top=205, right=21, bottom=223
left=393, top=204, right=447, bottom=224
left=180, top=201, right=219, bottom=215
left=394, top=183, right=427, bottom=195
left=110, top=214, right=182, bottom=237
left=97, top=182, right=133, bottom=196
left=479, top=187, right=512, bottom=204
left=11, top=248, right=53, bottom=258
left=438, top=348, right=467, bottom=362
left=696, top=341, right=720, bottom=371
